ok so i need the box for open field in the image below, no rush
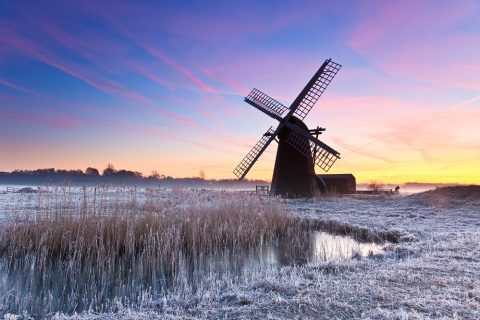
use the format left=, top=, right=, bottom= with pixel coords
left=1, top=186, right=479, bottom=319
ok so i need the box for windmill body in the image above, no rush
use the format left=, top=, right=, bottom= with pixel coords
left=233, top=59, right=342, bottom=198
left=271, top=117, right=319, bottom=197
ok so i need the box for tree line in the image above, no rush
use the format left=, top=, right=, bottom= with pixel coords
left=0, top=164, right=268, bottom=188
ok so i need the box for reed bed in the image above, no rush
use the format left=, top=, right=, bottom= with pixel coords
left=0, top=187, right=303, bottom=315
left=1, top=187, right=297, bottom=260
left=53, top=187, right=480, bottom=320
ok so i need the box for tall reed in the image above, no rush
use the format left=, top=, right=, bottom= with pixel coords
left=1, top=187, right=297, bottom=268
left=0, top=187, right=301, bottom=314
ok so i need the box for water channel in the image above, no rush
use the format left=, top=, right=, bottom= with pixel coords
left=0, top=231, right=384, bottom=317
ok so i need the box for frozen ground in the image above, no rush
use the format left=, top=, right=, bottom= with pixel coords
left=44, top=186, right=479, bottom=320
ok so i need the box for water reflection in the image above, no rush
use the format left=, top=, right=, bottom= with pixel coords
left=312, top=231, right=384, bottom=261
left=0, top=231, right=384, bottom=317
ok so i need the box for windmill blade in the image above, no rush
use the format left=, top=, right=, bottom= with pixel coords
left=285, top=125, right=340, bottom=172
left=245, top=88, right=288, bottom=121
left=233, top=126, right=277, bottom=180
left=289, top=59, right=341, bottom=120
left=309, top=139, right=340, bottom=172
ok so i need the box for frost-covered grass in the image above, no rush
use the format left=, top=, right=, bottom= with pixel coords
left=2, top=186, right=480, bottom=319
left=52, top=187, right=480, bottom=319
left=1, top=187, right=308, bottom=316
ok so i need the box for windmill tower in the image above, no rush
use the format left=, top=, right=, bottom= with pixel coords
left=233, top=59, right=341, bottom=198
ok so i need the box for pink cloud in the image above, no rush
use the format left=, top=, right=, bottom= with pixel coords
left=0, top=91, right=110, bottom=130
left=118, top=120, right=243, bottom=156
left=74, top=0, right=326, bottom=98
left=307, top=87, right=480, bottom=173
left=0, top=108, right=90, bottom=130
left=328, top=96, right=480, bottom=165
left=200, top=67, right=249, bottom=96
left=331, top=136, right=394, bottom=163
left=120, top=60, right=174, bottom=91
left=0, top=78, right=50, bottom=100
left=72, top=6, right=217, bottom=95
left=349, top=1, right=480, bottom=89
left=75, top=0, right=324, bottom=44
left=0, top=76, right=124, bottom=124
left=350, top=0, right=478, bottom=52
left=9, top=9, right=233, bottom=128
left=140, top=44, right=215, bottom=94
left=368, top=35, right=480, bottom=89
left=350, top=2, right=408, bottom=52
left=193, top=108, right=225, bottom=126
left=2, top=23, right=238, bottom=139
left=31, top=17, right=177, bottom=91
left=310, top=94, right=405, bottom=115
left=0, top=26, right=200, bottom=128
left=154, top=93, right=226, bottom=126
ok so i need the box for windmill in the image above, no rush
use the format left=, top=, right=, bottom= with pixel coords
left=233, top=58, right=342, bottom=197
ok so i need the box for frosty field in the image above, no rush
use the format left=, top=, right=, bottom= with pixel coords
left=0, top=186, right=479, bottom=319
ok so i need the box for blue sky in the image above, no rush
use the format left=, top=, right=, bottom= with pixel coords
left=1, top=0, right=479, bottom=183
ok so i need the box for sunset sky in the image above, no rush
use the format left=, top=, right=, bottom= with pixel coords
left=1, top=0, right=479, bottom=184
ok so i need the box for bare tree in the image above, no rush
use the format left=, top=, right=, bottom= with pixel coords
left=102, top=163, right=116, bottom=176
left=150, top=170, right=160, bottom=179
left=368, top=180, right=384, bottom=193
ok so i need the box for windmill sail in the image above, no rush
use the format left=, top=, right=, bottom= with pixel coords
left=245, top=88, right=288, bottom=121
left=233, top=58, right=343, bottom=196
left=290, top=59, right=341, bottom=120
left=310, top=141, right=340, bottom=172
left=233, top=127, right=276, bottom=180
left=285, top=128, right=340, bottom=172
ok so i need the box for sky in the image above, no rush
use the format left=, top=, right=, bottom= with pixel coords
left=0, top=0, right=479, bottom=184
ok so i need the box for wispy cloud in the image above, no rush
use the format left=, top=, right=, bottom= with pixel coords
left=349, top=0, right=480, bottom=88
left=0, top=78, right=49, bottom=100
left=0, top=26, right=200, bottom=128
left=0, top=108, right=90, bottom=130
left=75, top=4, right=217, bottom=95
left=138, top=43, right=215, bottom=94
left=118, top=120, right=243, bottom=156
left=200, top=67, right=249, bottom=96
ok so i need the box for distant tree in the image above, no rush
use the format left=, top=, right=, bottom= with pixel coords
left=368, top=180, right=384, bottom=193
left=67, top=169, right=83, bottom=175
left=199, top=170, right=206, bottom=180
left=116, top=170, right=136, bottom=177
left=102, top=163, right=116, bottom=176
left=149, top=170, right=160, bottom=179
left=35, top=168, right=55, bottom=175
left=85, top=167, right=100, bottom=176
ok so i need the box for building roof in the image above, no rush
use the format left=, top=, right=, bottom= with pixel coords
left=317, top=173, right=355, bottom=179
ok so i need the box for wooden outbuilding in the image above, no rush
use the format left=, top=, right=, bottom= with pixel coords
left=317, top=174, right=356, bottom=194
